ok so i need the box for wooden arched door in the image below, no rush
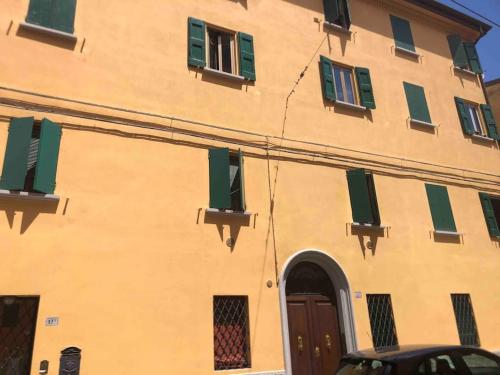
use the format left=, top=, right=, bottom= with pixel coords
left=286, top=262, right=344, bottom=375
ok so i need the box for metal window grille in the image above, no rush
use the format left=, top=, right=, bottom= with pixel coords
left=213, top=296, right=251, bottom=370
left=451, top=294, right=480, bottom=346
left=366, top=294, right=398, bottom=349
left=0, top=297, right=39, bottom=375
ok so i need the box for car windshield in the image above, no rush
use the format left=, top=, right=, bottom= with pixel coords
left=336, top=358, right=392, bottom=375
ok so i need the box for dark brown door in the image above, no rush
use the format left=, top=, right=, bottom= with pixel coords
left=286, top=262, right=344, bottom=375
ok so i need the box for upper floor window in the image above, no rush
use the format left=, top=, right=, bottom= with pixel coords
left=425, top=184, right=457, bottom=235
left=208, top=148, right=246, bottom=212
left=390, top=15, right=416, bottom=55
left=448, top=35, right=482, bottom=74
left=346, top=169, right=381, bottom=226
left=188, top=18, right=256, bottom=81
left=0, top=117, right=62, bottom=195
left=26, top=0, right=77, bottom=34
left=323, top=0, right=351, bottom=30
left=478, top=192, right=500, bottom=238
left=320, top=56, right=376, bottom=110
left=403, top=82, right=434, bottom=127
left=454, top=98, right=499, bottom=140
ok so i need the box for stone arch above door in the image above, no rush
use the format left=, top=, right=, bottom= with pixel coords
left=279, top=249, right=357, bottom=375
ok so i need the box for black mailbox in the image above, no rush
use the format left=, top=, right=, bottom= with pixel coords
left=59, top=347, right=81, bottom=375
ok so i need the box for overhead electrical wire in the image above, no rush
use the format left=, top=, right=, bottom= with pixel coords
left=448, top=0, right=500, bottom=28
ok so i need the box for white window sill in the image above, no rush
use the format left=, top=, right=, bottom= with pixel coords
left=395, top=46, right=420, bottom=59
left=0, top=189, right=59, bottom=202
left=453, top=66, right=477, bottom=77
left=410, top=118, right=438, bottom=128
left=351, top=223, right=387, bottom=230
left=323, top=22, right=352, bottom=35
left=205, top=208, right=252, bottom=217
left=19, top=22, right=77, bottom=42
left=471, top=134, right=495, bottom=142
left=434, top=230, right=462, bottom=237
left=203, top=67, right=245, bottom=82
left=334, top=100, right=367, bottom=112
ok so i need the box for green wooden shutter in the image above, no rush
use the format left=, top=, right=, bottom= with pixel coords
left=366, top=173, right=381, bottom=226
left=238, top=151, right=246, bottom=211
left=343, top=0, right=351, bottom=29
left=447, top=35, right=468, bottom=68
left=454, top=97, right=474, bottom=135
left=390, top=15, right=415, bottom=52
left=33, top=118, right=62, bottom=194
left=480, top=104, right=499, bottom=140
left=425, top=184, right=457, bottom=232
left=320, top=56, right=336, bottom=101
left=50, top=0, right=76, bottom=33
left=188, top=17, right=206, bottom=68
left=403, top=82, right=431, bottom=123
left=355, top=67, right=376, bottom=109
left=346, top=169, right=375, bottom=225
left=0, top=117, right=34, bottom=191
left=238, top=32, right=256, bottom=81
left=463, top=42, right=482, bottom=74
left=26, top=0, right=53, bottom=28
left=478, top=193, right=500, bottom=237
left=323, top=0, right=339, bottom=24
left=209, top=148, right=231, bottom=209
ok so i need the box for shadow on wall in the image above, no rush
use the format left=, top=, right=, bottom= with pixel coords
left=229, top=0, right=248, bottom=10
left=201, top=210, right=251, bottom=251
left=0, top=198, right=59, bottom=234
left=350, top=225, right=387, bottom=258
left=15, top=25, right=77, bottom=50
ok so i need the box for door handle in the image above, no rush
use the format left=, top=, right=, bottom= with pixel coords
left=297, top=335, right=304, bottom=352
left=325, top=333, right=332, bottom=350
left=314, top=346, right=321, bottom=357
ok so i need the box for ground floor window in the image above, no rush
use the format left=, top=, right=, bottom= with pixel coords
left=451, top=294, right=480, bottom=346
left=213, top=296, right=251, bottom=370
left=366, top=294, right=398, bottom=349
left=0, top=296, right=39, bottom=375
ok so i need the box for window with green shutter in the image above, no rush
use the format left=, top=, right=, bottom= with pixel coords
left=346, top=169, right=380, bottom=225
left=188, top=18, right=256, bottom=82
left=454, top=98, right=498, bottom=139
left=447, top=35, right=482, bottom=74
left=320, top=57, right=375, bottom=110
left=209, top=148, right=245, bottom=212
left=390, top=15, right=415, bottom=53
left=425, top=184, right=457, bottom=233
left=403, top=82, right=432, bottom=124
left=480, top=104, right=499, bottom=140
left=0, top=117, right=62, bottom=194
left=323, top=0, right=351, bottom=29
left=478, top=193, right=500, bottom=237
left=26, top=0, right=77, bottom=34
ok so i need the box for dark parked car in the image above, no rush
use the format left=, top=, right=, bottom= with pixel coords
left=336, top=345, right=500, bottom=375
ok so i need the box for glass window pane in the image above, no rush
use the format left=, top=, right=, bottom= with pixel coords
left=343, top=69, right=355, bottom=104
left=461, top=353, right=499, bottom=371
left=208, top=30, right=219, bottom=70
left=333, top=67, right=344, bottom=102
left=221, top=33, right=232, bottom=73
left=467, top=105, right=481, bottom=133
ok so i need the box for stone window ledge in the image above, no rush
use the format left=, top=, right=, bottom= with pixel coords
left=19, top=22, right=77, bottom=42
left=395, top=46, right=420, bottom=59
left=335, top=100, right=367, bottom=112
left=323, top=22, right=352, bottom=35
left=203, top=67, right=245, bottom=82
left=205, top=208, right=252, bottom=217
left=0, top=189, right=59, bottom=202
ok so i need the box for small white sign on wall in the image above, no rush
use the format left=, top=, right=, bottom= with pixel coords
left=354, top=291, right=362, bottom=299
left=45, top=317, right=59, bottom=327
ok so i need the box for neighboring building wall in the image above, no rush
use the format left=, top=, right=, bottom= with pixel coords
left=0, top=1, right=498, bottom=375
left=486, top=78, right=500, bottom=128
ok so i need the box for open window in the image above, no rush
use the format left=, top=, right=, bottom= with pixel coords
left=208, top=148, right=246, bottom=212
left=448, top=35, right=482, bottom=74
left=0, top=117, right=62, bottom=195
left=479, top=193, right=500, bottom=237
left=323, top=0, right=351, bottom=30
left=346, top=169, right=381, bottom=226
left=455, top=98, right=499, bottom=140
left=188, top=18, right=256, bottom=81
left=320, top=57, right=375, bottom=110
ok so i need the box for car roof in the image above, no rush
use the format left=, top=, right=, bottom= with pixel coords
left=343, top=345, right=489, bottom=363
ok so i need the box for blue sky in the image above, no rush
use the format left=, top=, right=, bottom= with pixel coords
left=438, top=0, right=500, bottom=82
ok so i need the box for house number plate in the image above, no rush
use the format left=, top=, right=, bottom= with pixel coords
left=45, top=317, right=59, bottom=326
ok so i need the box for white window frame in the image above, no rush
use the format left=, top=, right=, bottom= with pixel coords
left=331, top=63, right=359, bottom=106
left=206, top=25, right=238, bottom=75
left=464, top=101, right=487, bottom=136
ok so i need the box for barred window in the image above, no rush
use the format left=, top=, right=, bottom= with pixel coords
left=213, top=296, right=251, bottom=370
left=451, top=294, right=480, bottom=346
left=366, top=294, right=398, bottom=349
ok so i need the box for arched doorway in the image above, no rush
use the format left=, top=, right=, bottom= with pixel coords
left=279, top=250, right=357, bottom=375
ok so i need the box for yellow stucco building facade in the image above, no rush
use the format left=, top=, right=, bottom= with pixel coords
left=0, top=1, right=499, bottom=374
